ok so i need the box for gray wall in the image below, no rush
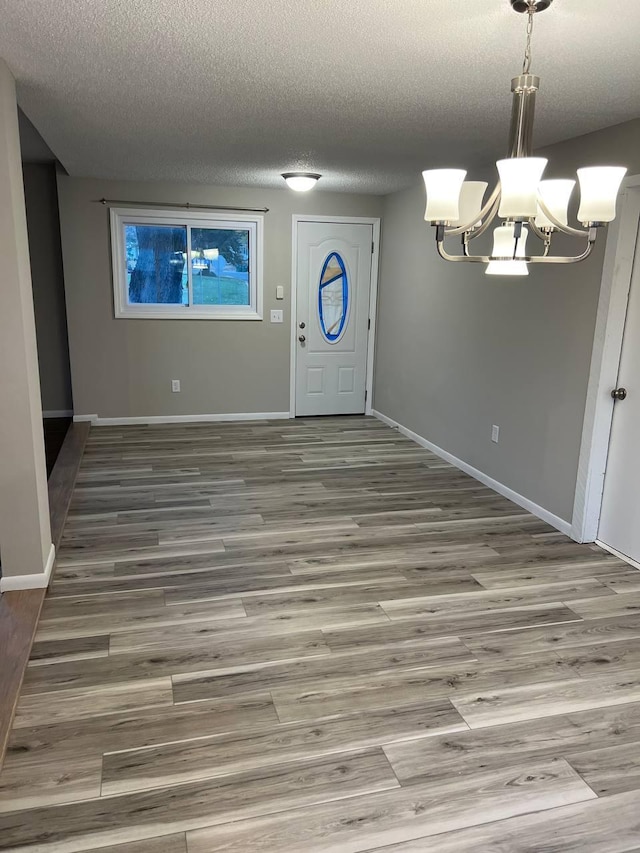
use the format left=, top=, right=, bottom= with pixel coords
left=22, top=163, right=73, bottom=413
left=57, top=177, right=382, bottom=419
left=0, top=59, right=52, bottom=582
left=373, top=118, right=640, bottom=523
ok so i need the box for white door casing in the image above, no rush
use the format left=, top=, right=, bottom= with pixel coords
left=572, top=177, right=640, bottom=544
left=293, top=219, right=376, bottom=417
left=597, top=217, right=640, bottom=564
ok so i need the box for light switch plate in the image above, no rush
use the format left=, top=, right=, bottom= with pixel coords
left=491, top=424, right=499, bottom=443
left=171, top=379, right=181, bottom=392
left=276, top=285, right=284, bottom=300
left=270, top=309, right=284, bottom=323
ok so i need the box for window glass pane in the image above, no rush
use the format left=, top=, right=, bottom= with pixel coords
left=190, top=228, right=250, bottom=306
left=318, top=251, right=348, bottom=343
left=126, top=224, right=188, bottom=305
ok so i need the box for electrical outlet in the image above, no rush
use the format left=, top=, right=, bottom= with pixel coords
left=270, top=309, right=284, bottom=323
left=171, top=379, right=181, bottom=392
left=491, top=424, right=500, bottom=443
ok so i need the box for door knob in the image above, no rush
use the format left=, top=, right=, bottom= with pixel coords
left=298, top=335, right=306, bottom=343
left=611, top=387, right=627, bottom=401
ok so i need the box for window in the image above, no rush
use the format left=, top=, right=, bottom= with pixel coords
left=110, top=208, right=263, bottom=319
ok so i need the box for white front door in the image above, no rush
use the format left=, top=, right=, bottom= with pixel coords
left=294, top=221, right=373, bottom=416
left=598, top=219, right=640, bottom=564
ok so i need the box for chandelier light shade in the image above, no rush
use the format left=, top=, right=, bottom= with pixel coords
left=486, top=224, right=529, bottom=276
left=281, top=172, right=322, bottom=192
left=535, top=179, right=575, bottom=228
left=423, top=0, right=628, bottom=275
left=453, top=182, right=489, bottom=228
left=577, top=167, right=628, bottom=224
left=422, top=169, right=467, bottom=222
left=496, top=158, right=547, bottom=218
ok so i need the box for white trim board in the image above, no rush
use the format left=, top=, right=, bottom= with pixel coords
left=110, top=208, right=264, bottom=321
left=0, top=543, right=55, bottom=591
left=43, top=409, right=73, bottom=419
left=572, top=176, right=640, bottom=543
left=596, top=539, right=640, bottom=572
left=290, top=215, right=381, bottom=418
left=73, top=412, right=289, bottom=426
left=372, top=409, right=572, bottom=537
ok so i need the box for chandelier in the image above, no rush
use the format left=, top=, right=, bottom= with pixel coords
left=422, top=0, right=627, bottom=275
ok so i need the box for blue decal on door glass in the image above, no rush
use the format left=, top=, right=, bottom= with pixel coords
left=318, top=252, right=348, bottom=343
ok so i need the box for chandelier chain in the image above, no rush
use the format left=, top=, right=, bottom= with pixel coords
left=522, top=2, right=535, bottom=73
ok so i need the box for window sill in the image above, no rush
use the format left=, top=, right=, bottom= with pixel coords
left=115, top=309, right=263, bottom=321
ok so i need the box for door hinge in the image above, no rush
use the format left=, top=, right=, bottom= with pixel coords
left=368, top=318, right=371, bottom=330
left=371, top=241, right=375, bottom=254
left=365, top=389, right=368, bottom=401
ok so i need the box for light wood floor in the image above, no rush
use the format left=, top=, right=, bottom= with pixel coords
left=2, top=416, right=640, bottom=852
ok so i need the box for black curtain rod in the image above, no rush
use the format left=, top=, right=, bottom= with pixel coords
left=96, top=198, right=269, bottom=213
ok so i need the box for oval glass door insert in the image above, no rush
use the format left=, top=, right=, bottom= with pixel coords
left=318, top=251, right=349, bottom=343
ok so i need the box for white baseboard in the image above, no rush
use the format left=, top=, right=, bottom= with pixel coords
left=43, top=409, right=73, bottom=419
left=0, top=543, right=55, bottom=591
left=596, top=539, right=640, bottom=571
left=372, top=409, right=573, bottom=538
left=73, top=412, right=290, bottom=426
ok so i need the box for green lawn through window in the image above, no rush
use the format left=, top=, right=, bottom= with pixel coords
left=191, top=275, right=249, bottom=306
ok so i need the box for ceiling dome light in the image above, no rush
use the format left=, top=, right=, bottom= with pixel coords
left=423, top=0, right=627, bottom=275
left=282, top=173, right=321, bottom=192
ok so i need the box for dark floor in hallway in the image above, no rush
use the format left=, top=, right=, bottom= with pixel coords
left=43, top=417, right=71, bottom=477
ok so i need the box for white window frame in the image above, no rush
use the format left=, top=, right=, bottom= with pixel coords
left=110, top=207, right=263, bottom=320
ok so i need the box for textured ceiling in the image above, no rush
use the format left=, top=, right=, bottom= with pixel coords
left=2, top=0, right=640, bottom=194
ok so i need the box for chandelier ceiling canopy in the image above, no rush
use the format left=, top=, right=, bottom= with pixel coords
left=422, top=0, right=627, bottom=276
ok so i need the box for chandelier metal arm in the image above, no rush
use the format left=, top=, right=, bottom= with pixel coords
left=435, top=225, right=597, bottom=264
left=526, top=238, right=595, bottom=264
left=527, top=218, right=549, bottom=242
left=445, top=182, right=502, bottom=237
left=468, top=195, right=502, bottom=241
left=537, top=197, right=589, bottom=237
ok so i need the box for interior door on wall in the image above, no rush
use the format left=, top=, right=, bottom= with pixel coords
left=295, top=221, right=373, bottom=417
left=598, top=220, right=640, bottom=564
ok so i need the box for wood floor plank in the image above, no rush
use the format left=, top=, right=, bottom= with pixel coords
left=472, top=560, right=624, bottom=588
left=35, top=598, right=247, bottom=642
left=29, top=634, right=110, bottom=665
left=463, top=614, right=640, bottom=659
left=0, top=749, right=399, bottom=852
left=0, top=750, right=102, bottom=813
left=379, top=578, right=612, bottom=620
left=566, top=589, right=640, bottom=619
left=109, top=604, right=390, bottom=653
left=20, top=631, right=331, bottom=695
left=383, top=701, right=640, bottom=786
left=568, top=739, right=640, bottom=797
left=451, top=671, right=640, bottom=728
left=172, top=637, right=477, bottom=703
left=74, top=836, right=187, bottom=853
left=13, top=677, right=174, bottom=728
left=365, top=789, right=640, bottom=852
left=323, top=603, right=582, bottom=653
left=4, top=694, right=278, bottom=761
left=186, top=759, right=594, bottom=853
left=240, top=580, right=484, bottom=616
left=270, top=653, right=577, bottom=723
left=101, top=700, right=465, bottom=796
